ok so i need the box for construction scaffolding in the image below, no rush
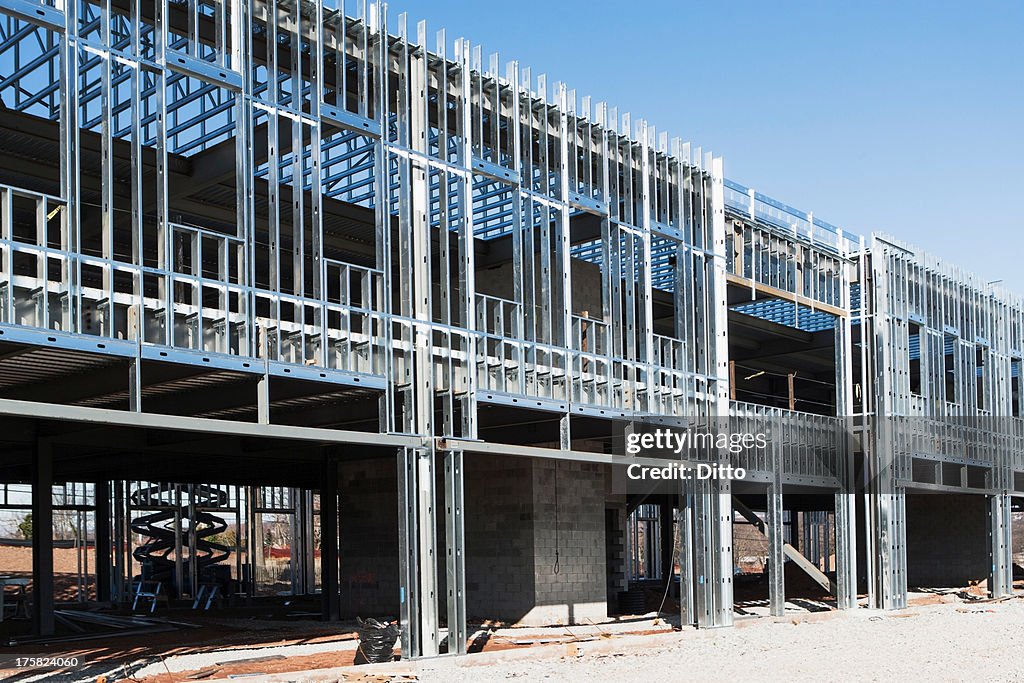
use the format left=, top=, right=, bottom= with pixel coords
left=0, top=0, right=1020, bottom=661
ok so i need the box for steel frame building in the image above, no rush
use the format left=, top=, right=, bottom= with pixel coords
left=0, top=0, right=1021, bottom=660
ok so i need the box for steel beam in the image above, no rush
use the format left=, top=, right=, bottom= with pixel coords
left=31, top=437, right=55, bottom=636
left=0, top=398, right=423, bottom=448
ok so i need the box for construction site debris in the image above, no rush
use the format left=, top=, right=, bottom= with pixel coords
left=354, top=617, right=401, bottom=665
left=7, top=609, right=188, bottom=645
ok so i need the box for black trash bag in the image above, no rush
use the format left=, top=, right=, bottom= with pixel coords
left=354, top=616, right=401, bottom=664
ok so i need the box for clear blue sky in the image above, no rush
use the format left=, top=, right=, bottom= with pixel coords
left=384, top=0, right=1024, bottom=292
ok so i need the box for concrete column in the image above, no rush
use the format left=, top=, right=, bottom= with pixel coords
left=31, top=438, right=55, bottom=636
left=320, top=453, right=340, bottom=621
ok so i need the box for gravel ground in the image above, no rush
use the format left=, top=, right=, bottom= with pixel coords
left=13, top=597, right=1024, bottom=682
left=411, top=599, right=1024, bottom=682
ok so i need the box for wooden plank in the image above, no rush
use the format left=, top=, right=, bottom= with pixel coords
left=725, top=273, right=847, bottom=318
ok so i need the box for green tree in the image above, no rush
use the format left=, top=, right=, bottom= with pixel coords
left=17, top=513, right=32, bottom=540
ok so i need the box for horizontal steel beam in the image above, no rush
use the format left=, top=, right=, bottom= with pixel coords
left=0, top=397, right=424, bottom=448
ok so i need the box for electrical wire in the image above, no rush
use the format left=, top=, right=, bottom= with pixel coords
left=655, top=523, right=679, bottom=618
left=732, top=361, right=837, bottom=388
left=552, top=461, right=560, bottom=575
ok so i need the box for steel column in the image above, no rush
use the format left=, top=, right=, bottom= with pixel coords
left=767, top=480, right=785, bottom=616
left=444, top=448, right=467, bottom=654
left=94, top=480, right=112, bottom=603
left=321, top=452, right=341, bottom=621
left=31, top=437, right=55, bottom=636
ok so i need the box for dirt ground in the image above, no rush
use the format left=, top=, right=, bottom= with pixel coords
left=94, top=593, right=1024, bottom=682
left=0, top=609, right=363, bottom=682
left=410, top=597, right=1024, bottom=682
left=2, top=591, right=1023, bottom=682
left=0, top=545, right=95, bottom=601
left=2, top=535, right=1022, bottom=683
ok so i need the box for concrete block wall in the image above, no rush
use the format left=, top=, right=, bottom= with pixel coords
left=603, top=466, right=629, bottom=604
left=905, top=493, right=988, bottom=587
left=464, top=454, right=611, bottom=625
left=338, top=457, right=400, bottom=618
left=334, top=452, right=611, bottom=626
left=464, top=454, right=538, bottom=621
left=528, top=460, right=608, bottom=625
left=604, top=504, right=628, bottom=606
left=1013, top=512, right=1024, bottom=573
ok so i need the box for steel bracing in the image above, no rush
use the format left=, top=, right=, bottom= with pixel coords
left=0, top=0, right=1021, bottom=655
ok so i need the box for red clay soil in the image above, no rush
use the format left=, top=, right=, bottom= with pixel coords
left=134, top=628, right=682, bottom=682
left=0, top=612, right=363, bottom=683
left=136, top=648, right=365, bottom=683
left=907, top=593, right=954, bottom=606
left=0, top=545, right=97, bottom=600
